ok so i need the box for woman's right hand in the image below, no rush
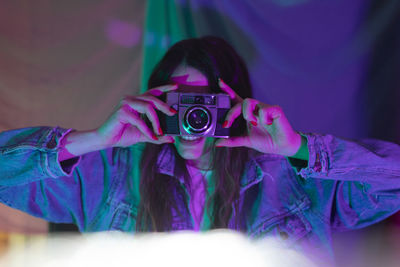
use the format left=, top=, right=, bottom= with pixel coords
left=95, top=84, right=178, bottom=148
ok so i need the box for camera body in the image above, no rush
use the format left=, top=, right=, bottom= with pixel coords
left=161, top=92, right=231, bottom=138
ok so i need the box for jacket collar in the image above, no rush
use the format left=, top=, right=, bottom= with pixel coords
left=156, top=144, right=176, bottom=177
left=156, top=144, right=263, bottom=190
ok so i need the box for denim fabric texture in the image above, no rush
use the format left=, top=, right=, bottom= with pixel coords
left=1, top=126, right=400, bottom=265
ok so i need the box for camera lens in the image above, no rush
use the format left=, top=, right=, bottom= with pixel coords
left=184, top=106, right=211, bottom=133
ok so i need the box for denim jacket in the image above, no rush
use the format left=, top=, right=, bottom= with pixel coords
left=1, top=126, right=400, bottom=264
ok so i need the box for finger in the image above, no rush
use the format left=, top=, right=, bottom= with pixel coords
left=259, top=105, right=283, bottom=126
left=146, top=84, right=178, bottom=97
left=242, top=98, right=259, bottom=126
left=215, top=136, right=249, bottom=148
left=223, top=102, right=242, bottom=128
left=146, top=135, right=175, bottom=145
left=120, top=105, right=158, bottom=141
left=135, top=95, right=177, bottom=116
left=218, top=78, right=243, bottom=103
left=142, top=103, right=163, bottom=135
left=158, top=135, right=175, bottom=144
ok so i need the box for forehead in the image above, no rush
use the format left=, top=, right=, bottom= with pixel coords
left=170, top=65, right=208, bottom=86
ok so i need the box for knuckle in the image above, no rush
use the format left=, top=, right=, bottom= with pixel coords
left=121, top=94, right=134, bottom=102
left=142, top=95, right=153, bottom=102
left=122, top=108, right=140, bottom=122
left=243, top=98, right=254, bottom=104
left=272, top=105, right=283, bottom=113
left=119, top=104, right=130, bottom=114
left=119, top=112, right=134, bottom=124
left=123, top=103, right=138, bottom=114
left=121, top=99, right=137, bottom=109
left=138, top=94, right=152, bottom=101
left=120, top=98, right=128, bottom=106
left=144, top=101, right=155, bottom=110
left=143, top=102, right=153, bottom=110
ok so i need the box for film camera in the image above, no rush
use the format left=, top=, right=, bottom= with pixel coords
left=159, top=92, right=231, bottom=138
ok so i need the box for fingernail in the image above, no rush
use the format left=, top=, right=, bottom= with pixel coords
left=158, top=127, right=163, bottom=135
left=170, top=107, right=177, bottom=114
left=222, top=121, right=228, bottom=128
left=251, top=121, right=258, bottom=126
left=152, top=133, right=158, bottom=140
left=266, top=121, right=273, bottom=125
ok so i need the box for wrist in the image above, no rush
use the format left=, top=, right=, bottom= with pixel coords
left=58, top=129, right=106, bottom=161
left=289, top=134, right=309, bottom=161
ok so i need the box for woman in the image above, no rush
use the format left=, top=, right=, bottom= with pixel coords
left=1, top=36, right=400, bottom=265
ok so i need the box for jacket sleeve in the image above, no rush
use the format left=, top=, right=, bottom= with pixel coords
left=297, top=133, right=400, bottom=231
left=0, top=127, right=112, bottom=231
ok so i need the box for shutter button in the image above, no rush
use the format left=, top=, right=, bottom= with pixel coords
left=279, top=231, right=289, bottom=240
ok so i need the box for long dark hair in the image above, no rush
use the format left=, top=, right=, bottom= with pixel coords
left=136, top=36, right=253, bottom=231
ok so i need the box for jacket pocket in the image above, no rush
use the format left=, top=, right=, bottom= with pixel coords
left=249, top=211, right=312, bottom=246
left=88, top=198, right=137, bottom=231
left=108, top=202, right=137, bottom=231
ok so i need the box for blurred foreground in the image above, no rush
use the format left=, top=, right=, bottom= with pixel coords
left=0, top=230, right=316, bottom=267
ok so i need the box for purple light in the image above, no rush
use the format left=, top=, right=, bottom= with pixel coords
left=105, top=19, right=141, bottom=48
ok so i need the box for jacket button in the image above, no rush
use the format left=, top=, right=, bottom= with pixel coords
left=46, top=137, right=57, bottom=149
left=279, top=231, right=289, bottom=240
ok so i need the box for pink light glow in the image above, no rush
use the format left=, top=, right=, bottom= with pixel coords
left=105, top=19, right=141, bottom=48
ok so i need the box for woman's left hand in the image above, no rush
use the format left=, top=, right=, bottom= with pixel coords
left=215, top=79, right=302, bottom=157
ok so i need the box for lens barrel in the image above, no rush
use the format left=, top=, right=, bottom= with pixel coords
left=184, top=106, right=211, bottom=133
